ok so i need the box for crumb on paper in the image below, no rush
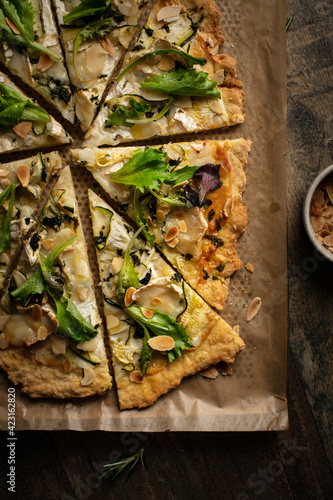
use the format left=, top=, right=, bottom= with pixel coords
left=245, top=263, right=254, bottom=272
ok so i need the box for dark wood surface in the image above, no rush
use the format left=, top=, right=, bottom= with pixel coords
left=1, top=1, right=333, bottom=498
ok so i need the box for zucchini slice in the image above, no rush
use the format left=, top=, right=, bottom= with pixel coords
left=70, top=346, right=101, bottom=365
left=91, top=206, right=113, bottom=250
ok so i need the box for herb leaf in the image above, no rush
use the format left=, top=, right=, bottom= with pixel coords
left=118, top=225, right=144, bottom=302
left=125, top=97, right=175, bottom=124
left=141, top=68, right=221, bottom=98
left=133, top=188, right=155, bottom=246
left=105, top=99, right=150, bottom=128
left=110, top=148, right=169, bottom=193
left=73, top=18, right=116, bottom=70
left=0, top=179, right=17, bottom=254
left=117, top=49, right=205, bottom=81
left=0, top=83, right=50, bottom=129
left=51, top=294, right=98, bottom=342
left=63, top=0, right=111, bottom=23
left=126, top=305, right=192, bottom=362
left=140, top=324, right=152, bottom=376
left=165, top=164, right=201, bottom=185
left=100, top=448, right=146, bottom=482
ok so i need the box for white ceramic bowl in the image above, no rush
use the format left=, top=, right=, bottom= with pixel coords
left=302, top=163, right=333, bottom=263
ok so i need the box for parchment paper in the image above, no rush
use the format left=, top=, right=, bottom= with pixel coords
left=0, top=0, right=288, bottom=431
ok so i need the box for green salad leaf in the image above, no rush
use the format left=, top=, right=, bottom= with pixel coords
left=0, top=177, right=16, bottom=207
left=126, top=305, right=192, bottom=363
left=110, top=148, right=169, bottom=193
left=117, top=48, right=205, bottom=81
left=63, top=0, right=111, bottom=23
left=73, top=17, right=116, bottom=71
left=165, top=164, right=201, bottom=185
left=140, top=325, right=152, bottom=377
left=141, top=67, right=221, bottom=98
left=0, top=4, right=59, bottom=60
left=125, top=97, right=175, bottom=124
left=0, top=179, right=17, bottom=254
left=149, top=190, right=190, bottom=208
left=51, top=294, right=98, bottom=342
left=0, top=83, right=50, bottom=129
left=118, top=225, right=144, bottom=302
left=133, top=188, right=155, bottom=246
left=105, top=99, right=150, bottom=128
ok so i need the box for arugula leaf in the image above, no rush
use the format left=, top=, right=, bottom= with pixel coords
left=0, top=83, right=49, bottom=128
left=51, top=294, right=98, bottom=342
left=110, top=148, right=169, bottom=193
left=118, top=225, right=144, bottom=303
left=117, top=49, right=205, bottom=81
left=165, top=164, right=201, bottom=185
left=0, top=6, right=59, bottom=60
left=0, top=102, right=27, bottom=128
left=0, top=178, right=16, bottom=207
left=126, top=305, right=192, bottom=362
left=0, top=179, right=17, bottom=254
left=133, top=188, right=155, bottom=246
left=73, top=18, right=116, bottom=71
left=105, top=99, right=150, bottom=128
left=141, top=68, right=221, bottom=98
left=140, top=325, right=152, bottom=376
left=125, top=97, right=175, bottom=124
left=0, top=0, right=34, bottom=40
left=63, top=0, right=111, bottom=23
left=150, top=190, right=190, bottom=208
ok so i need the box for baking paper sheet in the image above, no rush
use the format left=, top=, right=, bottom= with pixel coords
left=0, top=0, right=288, bottom=431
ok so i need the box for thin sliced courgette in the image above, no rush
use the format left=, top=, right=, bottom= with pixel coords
left=91, top=206, right=113, bottom=250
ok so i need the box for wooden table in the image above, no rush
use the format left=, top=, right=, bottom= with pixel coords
left=1, top=1, right=332, bottom=498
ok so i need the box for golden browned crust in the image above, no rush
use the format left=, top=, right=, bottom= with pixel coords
left=0, top=347, right=111, bottom=398
left=116, top=286, right=244, bottom=409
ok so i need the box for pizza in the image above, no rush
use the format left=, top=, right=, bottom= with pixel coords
left=0, top=150, right=61, bottom=290
left=0, top=0, right=76, bottom=123
left=72, top=139, right=251, bottom=310
left=83, top=0, right=245, bottom=146
left=89, top=189, right=244, bottom=409
left=0, top=165, right=111, bottom=398
left=0, top=71, right=72, bottom=154
left=52, top=0, right=147, bottom=130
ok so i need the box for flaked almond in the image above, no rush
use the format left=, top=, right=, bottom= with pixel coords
left=124, top=287, right=136, bottom=306
left=37, top=325, right=48, bottom=341
left=5, top=17, right=20, bottom=34
left=199, top=366, right=219, bottom=379
left=111, top=256, right=124, bottom=274
left=156, top=5, right=182, bottom=21
left=16, top=164, right=30, bottom=187
left=311, top=216, right=325, bottom=233
left=129, top=370, right=143, bottom=383
left=223, top=197, right=232, bottom=218
left=179, top=220, right=187, bottom=233
left=158, top=55, right=175, bottom=71
left=151, top=296, right=162, bottom=305
left=106, top=314, right=120, bottom=329
left=156, top=209, right=166, bottom=223
left=13, top=270, right=26, bottom=287
left=148, top=335, right=175, bottom=351
left=141, top=307, right=154, bottom=319
left=323, top=234, right=333, bottom=246
left=37, top=53, right=55, bottom=72
left=81, top=367, right=96, bottom=386
left=77, top=285, right=89, bottom=301
left=322, top=206, right=333, bottom=218
left=60, top=358, right=72, bottom=373
left=245, top=263, right=254, bottom=273
left=0, top=168, right=9, bottom=178
left=166, top=237, right=179, bottom=248
left=31, top=304, right=42, bottom=321
left=311, top=199, right=323, bottom=216
left=13, top=121, right=32, bottom=139
left=50, top=335, right=67, bottom=355
left=147, top=214, right=156, bottom=226
left=326, top=185, right=333, bottom=204
left=100, top=36, right=115, bottom=55
left=233, top=325, right=240, bottom=334
left=165, top=226, right=179, bottom=242
left=246, top=297, right=262, bottom=321
left=41, top=238, right=54, bottom=251
left=159, top=204, right=170, bottom=214
left=1, top=178, right=11, bottom=189
left=0, top=333, right=9, bottom=350
left=313, top=189, right=325, bottom=205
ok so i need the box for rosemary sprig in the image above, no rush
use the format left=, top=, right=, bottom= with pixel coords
left=286, top=17, right=293, bottom=30
left=100, top=448, right=146, bottom=482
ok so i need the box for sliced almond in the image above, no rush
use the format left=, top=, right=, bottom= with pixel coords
left=111, top=256, right=124, bottom=274
left=151, top=297, right=162, bottom=305
left=233, top=325, right=240, bottom=334
left=37, top=325, right=48, bottom=341
left=199, top=366, right=219, bottom=379
left=41, top=238, right=54, bottom=251
left=156, top=209, right=166, bottom=223
left=159, top=204, right=170, bottom=214
left=179, top=220, right=187, bottom=233
left=106, top=314, right=120, bottom=329
left=81, top=367, right=96, bottom=386
left=129, top=370, right=143, bottom=383
left=246, top=297, right=262, bottom=322
left=156, top=6, right=182, bottom=21
left=31, top=304, right=42, bottom=321
left=100, top=36, right=114, bottom=56
left=16, top=164, right=30, bottom=187
left=124, top=287, right=136, bottom=306
left=50, top=335, right=67, bottom=355
left=1, top=178, right=11, bottom=189
left=141, top=307, right=154, bottom=319
left=209, top=98, right=225, bottom=115
left=323, top=234, right=333, bottom=246
left=158, top=55, right=175, bottom=71
left=0, top=333, right=9, bottom=350
left=311, top=216, right=325, bottom=233
left=5, top=17, right=20, bottom=34
left=13, top=270, right=26, bottom=287
left=223, top=197, right=232, bottom=217
left=313, top=189, right=325, bottom=205
left=166, top=237, right=179, bottom=248
left=77, top=285, right=89, bottom=301
left=37, top=53, right=55, bottom=72
left=60, top=358, right=72, bottom=374
left=0, top=168, right=9, bottom=178
left=326, top=185, right=333, bottom=204
left=75, top=89, right=95, bottom=127
left=165, top=226, right=179, bottom=242
left=148, top=335, right=175, bottom=351
left=13, top=121, right=32, bottom=139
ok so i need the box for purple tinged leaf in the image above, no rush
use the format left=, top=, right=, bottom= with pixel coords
left=193, top=163, right=222, bottom=204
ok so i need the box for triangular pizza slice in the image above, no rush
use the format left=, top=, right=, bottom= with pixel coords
left=72, top=139, right=251, bottom=311
left=0, top=166, right=111, bottom=398
left=0, top=0, right=76, bottom=123
left=83, top=0, right=245, bottom=146
left=52, top=0, right=147, bottom=130
left=89, top=190, right=244, bottom=409
left=0, top=150, right=61, bottom=290
left=0, top=71, right=72, bottom=154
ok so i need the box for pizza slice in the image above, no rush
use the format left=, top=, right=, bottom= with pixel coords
left=89, top=190, right=244, bottom=409
left=0, top=150, right=61, bottom=290
left=83, top=0, right=245, bottom=146
left=0, top=0, right=76, bottom=123
left=0, top=165, right=111, bottom=398
left=0, top=71, right=72, bottom=154
left=52, top=0, right=147, bottom=130
left=72, top=139, right=251, bottom=311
